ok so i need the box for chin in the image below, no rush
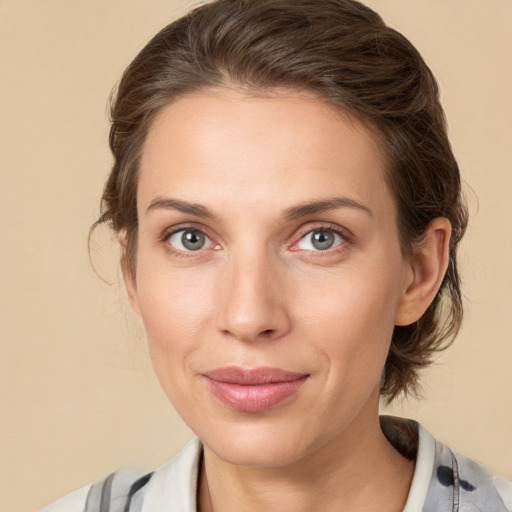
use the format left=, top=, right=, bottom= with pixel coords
left=199, top=417, right=322, bottom=468
left=211, top=437, right=306, bottom=468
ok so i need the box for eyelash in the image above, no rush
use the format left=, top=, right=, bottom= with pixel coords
left=160, top=223, right=352, bottom=258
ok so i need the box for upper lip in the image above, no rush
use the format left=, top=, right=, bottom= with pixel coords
left=203, top=366, right=309, bottom=385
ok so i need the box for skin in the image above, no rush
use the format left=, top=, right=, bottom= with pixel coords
left=124, top=88, right=451, bottom=512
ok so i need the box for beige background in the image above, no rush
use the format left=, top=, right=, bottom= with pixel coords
left=0, top=1, right=511, bottom=511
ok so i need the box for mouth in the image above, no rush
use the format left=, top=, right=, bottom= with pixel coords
left=202, top=366, right=309, bottom=412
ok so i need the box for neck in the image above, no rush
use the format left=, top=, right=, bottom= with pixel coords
left=198, top=401, right=414, bottom=512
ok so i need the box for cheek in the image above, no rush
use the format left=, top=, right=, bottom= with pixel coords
left=135, top=266, right=214, bottom=371
left=134, top=270, right=215, bottom=420
left=296, top=257, right=403, bottom=380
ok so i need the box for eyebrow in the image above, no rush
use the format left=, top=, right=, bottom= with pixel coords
left=282, top=197, right=373, bottom=220
left=145, top=195, right=373, bottom=219
left=145, top=197, right=215, bottom=218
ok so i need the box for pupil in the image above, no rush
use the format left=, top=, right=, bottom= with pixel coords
left=312, top=231, right=334, bottom=250
left=182, top=231, right=204, bottom=250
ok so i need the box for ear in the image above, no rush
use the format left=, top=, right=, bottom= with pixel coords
left=394, top=217, right=452, bottom=326
left=120, top=242, right=142, bottom=319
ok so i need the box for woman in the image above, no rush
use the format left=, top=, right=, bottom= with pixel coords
left=43, top=0, right=511, bottom=510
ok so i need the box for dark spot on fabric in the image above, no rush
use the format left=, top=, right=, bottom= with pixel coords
left=437, top=465, right=476, bottom=492
left=460, top=479, right=476, bottom=492
left=437, top=465, right=455, bottom=486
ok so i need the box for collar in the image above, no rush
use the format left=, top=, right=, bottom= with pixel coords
left=141, top=436, right=202, bottom=512
left=140, top=416, right=509, bottom=512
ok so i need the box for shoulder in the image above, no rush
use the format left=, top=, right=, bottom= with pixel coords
left=40, top=437, right=202, bottom=512
left=453, top=451, right=512, bottom=512
left=493, top=476, right=512, bottom=511
left=425, top=430, right=512, bottom=512
left=40, top=469, right=152, bottom=512
left=380, top=416, right=512, bottom=512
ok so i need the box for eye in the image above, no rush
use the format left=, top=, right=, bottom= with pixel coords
left=167, top=229, right=213, bottom=252
left=296, top=229, right=344, bottom=251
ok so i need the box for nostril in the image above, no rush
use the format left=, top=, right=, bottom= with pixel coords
left=261, top=329, right=274, bottom=336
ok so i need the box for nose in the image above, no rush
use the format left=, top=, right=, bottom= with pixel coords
left=215, top=248, right=291, bottom=343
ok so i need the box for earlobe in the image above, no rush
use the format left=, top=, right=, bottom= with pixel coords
left=394, top=217, right=452, bottom=326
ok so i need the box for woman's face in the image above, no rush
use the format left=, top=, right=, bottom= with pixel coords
left=127, top=88, right=414, bottom=467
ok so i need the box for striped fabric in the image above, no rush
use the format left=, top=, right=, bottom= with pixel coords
left=84, top=472, right=153, bottom=512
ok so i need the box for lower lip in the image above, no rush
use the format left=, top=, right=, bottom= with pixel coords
left=204, top=376, right=309, bottom=412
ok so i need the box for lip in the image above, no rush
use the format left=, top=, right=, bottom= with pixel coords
left=202, top=366, right=309, bottom=412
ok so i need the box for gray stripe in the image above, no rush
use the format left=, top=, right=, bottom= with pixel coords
left=122, top=473, right=153, bottom=512
left=94, top=473, right=115, bottom=512
left=85, top=480, right=103, bottom=512
left=450, top=450, right=460, bottom=512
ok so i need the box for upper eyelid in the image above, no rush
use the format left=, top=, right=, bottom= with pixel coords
left=161, top=223, right=213, bottom=240
left=293, top=222, right=353, bottom=241
left=299, top=227, right=344, bottom=239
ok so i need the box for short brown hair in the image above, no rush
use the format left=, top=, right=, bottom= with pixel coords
left=93, top=0, right=468, bottom=401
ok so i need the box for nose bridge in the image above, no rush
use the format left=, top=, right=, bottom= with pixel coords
left=215, top=243, right=289, bottom=342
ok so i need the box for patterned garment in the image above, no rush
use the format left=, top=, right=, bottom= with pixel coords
left=42, top=416, right=512, bottom=512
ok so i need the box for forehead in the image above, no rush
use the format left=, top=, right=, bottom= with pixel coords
left=138, top=88, right=393, bottom=219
